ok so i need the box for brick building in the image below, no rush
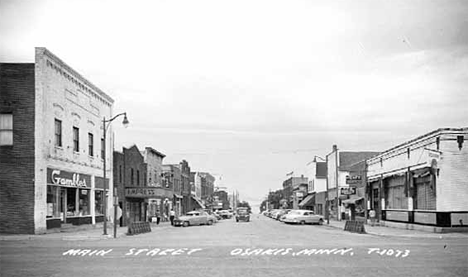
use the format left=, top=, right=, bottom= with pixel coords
left=177, top=160, right=192, bottom=214
left=366, top=128, right=468, bottom=229
left=113, top=145, right=147, bottom=226
left=162, top=164, right=183, bottom=217
left=282, top=175, right=308, bottom=209
left=0, top=48, right=114, bottom=234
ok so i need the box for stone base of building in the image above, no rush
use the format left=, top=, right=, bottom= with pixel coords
left=379, top=220, right=468, bottom=233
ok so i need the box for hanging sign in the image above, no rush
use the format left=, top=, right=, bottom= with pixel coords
left=346, top=174, right=362, bottom=185
left=340, top=187, right=357, bottom=195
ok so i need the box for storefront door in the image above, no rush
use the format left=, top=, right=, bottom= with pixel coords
left=60, top=188, right=66, bottom=222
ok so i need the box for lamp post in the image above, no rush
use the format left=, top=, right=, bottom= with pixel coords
left=102, top=112, right=129, bottom=236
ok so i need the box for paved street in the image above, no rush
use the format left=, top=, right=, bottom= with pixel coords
left=1, top=215, right=468, bottom=277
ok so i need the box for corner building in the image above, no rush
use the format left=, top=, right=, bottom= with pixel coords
left=0, top=48, right=115, bottom=234
left=366, top=128, right=468, bottom=229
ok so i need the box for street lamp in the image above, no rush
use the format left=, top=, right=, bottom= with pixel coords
left=102, top=112, right=129, bottom=236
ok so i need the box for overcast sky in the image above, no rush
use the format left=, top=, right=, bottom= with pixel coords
left=1, top=0, right=467, bottom=209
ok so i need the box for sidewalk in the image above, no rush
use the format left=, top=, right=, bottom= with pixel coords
left=0, top=221, right=173, bottom=241
left=324, top=220, right=468, bottom=239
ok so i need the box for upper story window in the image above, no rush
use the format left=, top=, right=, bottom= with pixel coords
left=119, top=165, right=122, bottom=183
left=72, top=127, right=79, bottom=152
left=0, top=114, right=13, bottom=146
left=54, top=119, right=62, bottom=147
left=137, top=170, right=140, bottom=186
left=88, top=133, right=94, bottom=156
left=131, top=168, right=134, bottom=185
left=101, top=138, right=105, bottom=159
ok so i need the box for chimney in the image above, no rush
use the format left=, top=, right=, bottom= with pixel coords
left=332, top=144, right=338, bottom=152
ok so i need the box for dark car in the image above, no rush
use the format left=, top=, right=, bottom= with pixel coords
left=235, top=208, right=250, bottom=222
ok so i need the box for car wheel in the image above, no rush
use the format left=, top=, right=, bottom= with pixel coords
left=236, top=219, right=239, bottom=222
left=300, top=221, right=305, bottom=225
left=318, top=219, right=324, bottom=225
left=183, top=221, right=190, bottom=227
left=207, top=220, right=213, bottom=225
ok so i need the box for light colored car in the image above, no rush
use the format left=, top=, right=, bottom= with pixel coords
left=282, top=210, right=324, bottom=225
left=174, top=211, right=215, bottom=227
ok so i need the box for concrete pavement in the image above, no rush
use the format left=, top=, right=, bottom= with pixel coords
left=1, top=216, right=467, bottom=241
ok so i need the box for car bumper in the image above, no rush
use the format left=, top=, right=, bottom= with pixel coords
left=282, top=218, right=299, bottom=224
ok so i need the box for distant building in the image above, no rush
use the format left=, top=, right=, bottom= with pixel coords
left=283, top=175, right=308, bottom=209
left=162, top=164, right=182, bottom=216
left=300, top=157, right=327, bottom=214
left=176, top=160, right=192, bottom=214
left=141, top=147, right=168, bottom=221
left=366, top=128, right=468, bottom=229
left=0, top=48, right=114, bottom=234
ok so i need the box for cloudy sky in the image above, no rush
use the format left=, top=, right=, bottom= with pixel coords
left=1, top=0, right=467, bottom=209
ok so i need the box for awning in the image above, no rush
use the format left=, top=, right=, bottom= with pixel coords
left=191, top=196, right=205, bottom=209
left=173, top=193, right=183, bottom=199
left=342, top=197, right=364, bottom=205
left=298, top=194, right=315, bottom=207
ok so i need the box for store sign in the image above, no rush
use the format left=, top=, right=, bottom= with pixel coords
left=346, top=174, right=362, bottom=185
left=125, top=187, right=164, bottom=198
left=340, top=187, right=356, bottom=195
left=47, top=168, right=91, bottom=188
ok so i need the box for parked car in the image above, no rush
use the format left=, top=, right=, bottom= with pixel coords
left=174, top=211, right=215, bottom=227
left=235, top=208, right=250, bottom=222
left=282, top=210, right=324, bottom=225
left=275, top=209, right=291, bottom=220
left=216, top=210, right=233, bottom=219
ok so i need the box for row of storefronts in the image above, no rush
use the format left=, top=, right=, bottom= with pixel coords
left=0, top=48, right=213, bottom=234
left=284, top=128, right=467, bottom=229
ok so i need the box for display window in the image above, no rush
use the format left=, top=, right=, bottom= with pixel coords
left=66, top=188, right=91, bottom=216
left=79, top=188, right=90, bottom=215
left=95, top=190, right=104, bottom=215
left=46, top=185, right=61, bottom=218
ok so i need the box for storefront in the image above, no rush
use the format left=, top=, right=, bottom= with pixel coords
left=46, top=168, right=95, bottom=228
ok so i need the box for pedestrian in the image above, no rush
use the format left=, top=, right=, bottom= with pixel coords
left=169, top=209, right=175, bottom=225
left=156, top=210, right=161, bottom=225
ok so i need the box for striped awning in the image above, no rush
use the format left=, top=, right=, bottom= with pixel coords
left=298, top=193, right=315, bottom=207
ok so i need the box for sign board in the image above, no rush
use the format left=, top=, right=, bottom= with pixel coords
left=116, top=207, right=122, bottom=220
left=346, top=174, right=362, bottom=185
left=47, top=168, right=91, bottom=188
left=340, top=187, right=356, bottom=195
left=125, top=187, right=165, bottom=198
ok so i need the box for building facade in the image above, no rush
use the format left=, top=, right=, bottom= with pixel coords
left=113, top=145, right=147, bottom=226
left=300, top=157, right=327, bottom=212
left=282, top=175, right=308, bottom=209
left=326, top=145, right=379, bottom=220
left=0, top=48, right=115, bottom=234
left=366, top=128, right=468, bottom=228
left=162, top=164, right=183, bottom=217
left=177, top=160, right=192, bottom=214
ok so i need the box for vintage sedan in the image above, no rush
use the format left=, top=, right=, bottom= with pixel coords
left=282, top=210, right=324, bottom=225
left=174, top=211, right=215, bottom=227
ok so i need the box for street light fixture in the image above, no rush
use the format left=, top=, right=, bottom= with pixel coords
left=102, top=112, right=129, bottom=237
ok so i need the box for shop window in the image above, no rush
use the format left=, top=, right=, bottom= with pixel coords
left=67, top=188, right=77, bottom=216
left=95, top=190, right=104, bottom=214
left=73, top=126, right=79, bottom=152
left=0, top=113, right=13, bottom=146
left=79, top=189, right=90, bottom=215
left=46, top=185, right=60, bottom=218
left=54, top=119, right=62, bottom=147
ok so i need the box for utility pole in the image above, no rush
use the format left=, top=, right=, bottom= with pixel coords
left=363, top=161, right=368, bottom=222
left=325, top=154, right=329, bottom=224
